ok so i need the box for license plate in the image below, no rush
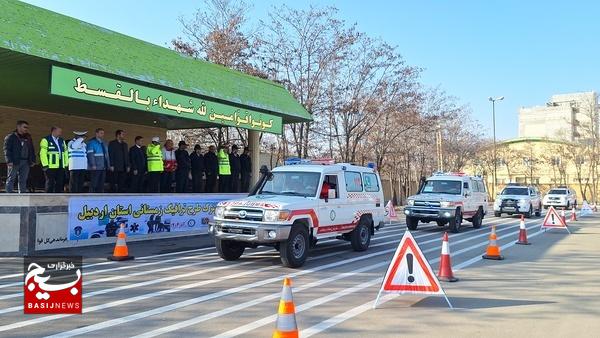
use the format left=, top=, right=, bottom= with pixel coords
left=504, top=207, right=515, bottom=211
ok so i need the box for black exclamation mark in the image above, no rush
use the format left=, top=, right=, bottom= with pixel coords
left=551, top=213, right=555, bottom=224
left=407, top=253, right=415, bottom=283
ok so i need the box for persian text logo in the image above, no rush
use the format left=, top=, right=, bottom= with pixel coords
left=23, top=256, right=83, bottom=314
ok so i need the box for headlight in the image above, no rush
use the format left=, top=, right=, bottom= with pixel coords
left=440, top=201, right=451, bottom=208
left=263, top=209, right=291, bottom=222
left=215, top=206, right=225, bottom=218
left=519, top=199, right=526, bottom=204
left=407, top=199, right=414, bottom=206
left=440, top=201, right=460, bottom=208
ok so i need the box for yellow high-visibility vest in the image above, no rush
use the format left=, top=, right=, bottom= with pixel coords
left=217, top=149, right=231, bottom=175
left=146, top=143, right=164, bottom=172
left=40, top=136, right=68, bottom=169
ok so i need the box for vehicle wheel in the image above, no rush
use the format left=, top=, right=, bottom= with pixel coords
left=406, top=216, right=419, bottom=230
left=215, top=239, right=245, bottom=261
left=350, top=220, right=371, bottom=252
left=472, top=208, right=483, bottom=229
left=543, top=205, right=548, bottom=210
left=436, top=220, right=448, bottom=227
left=450, top=209, right=462, bottom=233
left=494, top=211, right=501, bottom=217
left=535, top=204, right=541, bottom=217
left=567, top=201, right=571, bottom=209
left=280, top=224, right=309, bottom=268
left=524, top=204, right=532, bottom=218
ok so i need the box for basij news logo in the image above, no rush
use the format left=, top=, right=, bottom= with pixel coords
left=23, top=256, right=82, bottom=314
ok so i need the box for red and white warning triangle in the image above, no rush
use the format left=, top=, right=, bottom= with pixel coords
left=541, top=206, right=569, bottom=233
left=373, top=230, right=452, bottom=308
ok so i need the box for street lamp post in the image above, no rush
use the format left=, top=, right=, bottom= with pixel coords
left=488, top=96, right=504, bottom=199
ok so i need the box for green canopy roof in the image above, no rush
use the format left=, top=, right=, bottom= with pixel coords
left=0, top=0, right=310, bottom=131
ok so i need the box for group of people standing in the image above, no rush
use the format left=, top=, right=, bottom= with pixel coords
left=3, top=120, right=252, bottom=193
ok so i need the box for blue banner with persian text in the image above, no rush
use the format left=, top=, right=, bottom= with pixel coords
left=67, top=195, right=245, bottom=241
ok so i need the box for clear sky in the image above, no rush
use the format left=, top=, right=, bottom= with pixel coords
left=21, top=0, right=600, bottom=140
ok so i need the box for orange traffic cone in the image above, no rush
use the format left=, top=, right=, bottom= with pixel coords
left=561, top=208, right=567, bottom=224
left=515, top=215, right=530, bottom=245
left=482, top=225, right=504, bottom=260
left=107, top=223, right=134, bottom=261
left=273, top=277, right=298, bottom=338
left=570, top=206, right=577, bottom=221
left=437, top=232, right=458, bottom=282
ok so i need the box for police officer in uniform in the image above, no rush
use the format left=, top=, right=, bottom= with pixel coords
left=67, top=131, right=88, bottom=193
left=146, top=136, right=163, bottom=193
left=40, top=126, right=68, bottom=193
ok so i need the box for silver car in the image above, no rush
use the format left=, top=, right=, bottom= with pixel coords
left=493, top=185, right=542, bottom=218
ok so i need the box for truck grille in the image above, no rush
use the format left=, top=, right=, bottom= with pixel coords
left=223, top=208, right=264, bottom=221
left=219, top=225, right=256, bottom=235
left=414, top=201, right=441, bottom=208
left=501, top=199, right=518, bottom=207
left=412, top=209, right=439, bottom=215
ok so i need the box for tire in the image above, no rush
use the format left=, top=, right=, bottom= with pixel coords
left=436, top=220, right=448, bottom=227
left=471, top=208, right=483, bottom=229
left=350, top=220, right=371, bottom=252
left=535, top=204, right=541, bottom=217
left=450, top=209, right=462, bottom=233
left=524, top=204, right=532, bottom=218
left=494, top=211, right=501, bottom=217
left=566, top=201, right=570, bottom=210
left=280, top=224, right=309, bottom=268
left=215, top=239, right=245, bottom=261
left=406, top=216, right=418, bottom=230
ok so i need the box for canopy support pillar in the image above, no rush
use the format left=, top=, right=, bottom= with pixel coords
left=248, top=130, right=260, bottom=185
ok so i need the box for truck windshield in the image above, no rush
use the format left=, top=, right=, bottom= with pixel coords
left=501, top=187, right=529, bottom=195
left=259, top=172, right=321, bottom=197
left=420, top=180, right=462, bottom=195
left=548, top=189, right=567, bottom=195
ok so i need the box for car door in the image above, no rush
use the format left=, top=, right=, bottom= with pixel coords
left=316, top=173, right=345, bottom=237
left=462, top=180, right=475, bottom=216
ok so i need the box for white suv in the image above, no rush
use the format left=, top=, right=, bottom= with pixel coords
left=494, top=184, right=542, bottom=218
left=543, top=187, right=577, bottom=209
left=209, top=162, right=386, bottom=268
left=405, top=173, right=489, bottom=233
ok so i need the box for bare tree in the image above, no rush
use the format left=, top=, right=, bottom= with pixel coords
left=259, top=5, right=358, bottom=158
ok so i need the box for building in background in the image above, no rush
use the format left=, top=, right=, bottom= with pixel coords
left=519, top=91, right=599, bottom=143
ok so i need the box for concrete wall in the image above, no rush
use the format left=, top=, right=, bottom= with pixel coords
left=0, top=105, right=167, bottom=163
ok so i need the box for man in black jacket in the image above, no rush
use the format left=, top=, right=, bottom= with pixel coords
left=175, top=141, right=191, bottom=193
left=204, top=145, right=218, bottom=193
left=108, top=129, right=129, bottom=192
left=229, top=144, right=241, bottom=193
left=128, top=136, right=146, bottom=193
left=190, top=144, right=204, bottom=193
left=3, top=120, right=35, bottom=193
left=240, top=147, right=252, bottom=193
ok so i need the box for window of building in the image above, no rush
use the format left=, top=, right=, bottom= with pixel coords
left=344, top=171, right=363, bottom=192
left=363, top=173, right=380, bottom=192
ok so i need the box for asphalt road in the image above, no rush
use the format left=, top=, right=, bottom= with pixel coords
left=0, top=211, right=598, bottom=338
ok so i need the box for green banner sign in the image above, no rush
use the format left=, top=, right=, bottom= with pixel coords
left=50, top=66, right=283, bottom=134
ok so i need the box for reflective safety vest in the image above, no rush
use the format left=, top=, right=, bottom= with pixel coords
left=68, top=137, right=87, bottom=170
left=146, top=143, right=164, bottom=172
left=40, top=135, right=68, bottom=169
left=217, top=149, right=231, bottom=175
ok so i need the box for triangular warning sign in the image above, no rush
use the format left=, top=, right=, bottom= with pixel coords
left=541, top=206, right=569, bottom=233
left=374, top=231, right=452, bottom=308
left=386, top=200, right=398, bottom=220
left=581, top=201, right=593, bottom=217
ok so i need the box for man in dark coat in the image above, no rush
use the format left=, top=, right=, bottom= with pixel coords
left=229, top=144, right=241, bottom=193
left=128, top=136, right=146, bottom=193
left=204, top=145, right=218, bottom=193
left=3, top=120, right=35, bottom=193
left=240, top=147, right=252, bottom=193
left=175, top=141, right=191, bottom=193
left=108, top=129, right=129, bottom=192
left=190, top=144, right=204, bottom=193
